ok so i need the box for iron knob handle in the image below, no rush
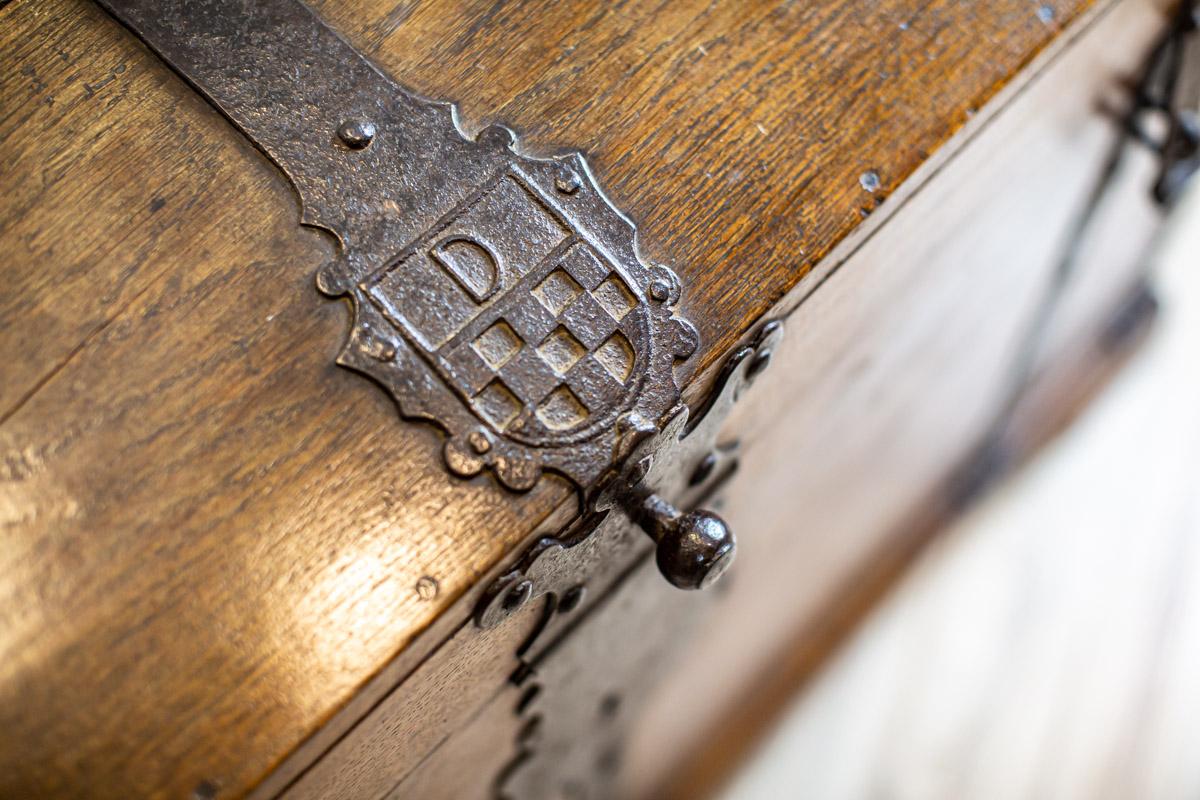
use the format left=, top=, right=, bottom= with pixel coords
left=629, top=493, right=735, bottom=590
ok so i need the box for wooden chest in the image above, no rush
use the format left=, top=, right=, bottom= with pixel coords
left=0, top=0, right=1181, bottom=797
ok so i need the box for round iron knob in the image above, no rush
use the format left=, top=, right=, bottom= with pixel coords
left=633, top=494, right=735, bottom=590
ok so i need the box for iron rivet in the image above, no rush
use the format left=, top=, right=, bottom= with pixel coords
left=502, top=579, right=534, bottom=612
left=555, top=173, right=581, bottom=194
left=337, top=119, right=376, bottom=149
left=558, top=585, right=586, bottom=613
left=649, top=279, right=671, bottom=302
left=479, top=124, right=515, bottom=148
left=365, top=338, right=395, bottom=362
left=747, top=349, right=772, bottom=379
left=415, top=576, right=439, bottom=600
left=689, top=452, right=718, bottom=486
left=598, top=692, right=621, bottom=719
left=468, top=431, right=491, bottom=454
left=191, top=781, right=219, bottom=800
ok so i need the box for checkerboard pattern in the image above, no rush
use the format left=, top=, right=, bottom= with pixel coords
left=441, top=243, right=640, bottom=434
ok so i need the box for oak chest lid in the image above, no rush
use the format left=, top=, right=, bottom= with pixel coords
left=0, top=0, right=1087, bottom=796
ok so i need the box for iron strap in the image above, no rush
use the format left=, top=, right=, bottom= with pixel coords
left=97, top=0, right=701, bottom=493
left=98, top=0, right=748, bottom=591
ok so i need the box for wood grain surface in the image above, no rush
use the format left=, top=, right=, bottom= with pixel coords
left=0, top=0, right=1097, bottom=796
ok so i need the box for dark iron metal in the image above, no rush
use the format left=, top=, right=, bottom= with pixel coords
left=476, top=321, right=783, bottom=626
left=494, top=554, right=705, bottom=800
left=96, top=0, right=698, bottom=491
left=1130, top=0, right=1199, bottom=205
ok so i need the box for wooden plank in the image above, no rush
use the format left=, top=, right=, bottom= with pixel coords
left=0, top=0, right=1106, bottom=796
left=0, top=4, right=571, bottom=798
left=620, top=0, right=1172, bottom=794
left=717, top=196, right=1199, bottom=799
left=311, top=0, right=1099, bottom=381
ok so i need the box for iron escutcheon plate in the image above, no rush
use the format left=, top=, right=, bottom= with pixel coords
left=97, top=0, right=699, bottom=491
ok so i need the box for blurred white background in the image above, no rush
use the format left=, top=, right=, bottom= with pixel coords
left=722, top=184, right=1200, bottom=800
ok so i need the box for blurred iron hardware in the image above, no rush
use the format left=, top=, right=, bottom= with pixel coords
left=963, top=0, right=1194, bottom=496
left=1128, top=0, right=1199, bottom=204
